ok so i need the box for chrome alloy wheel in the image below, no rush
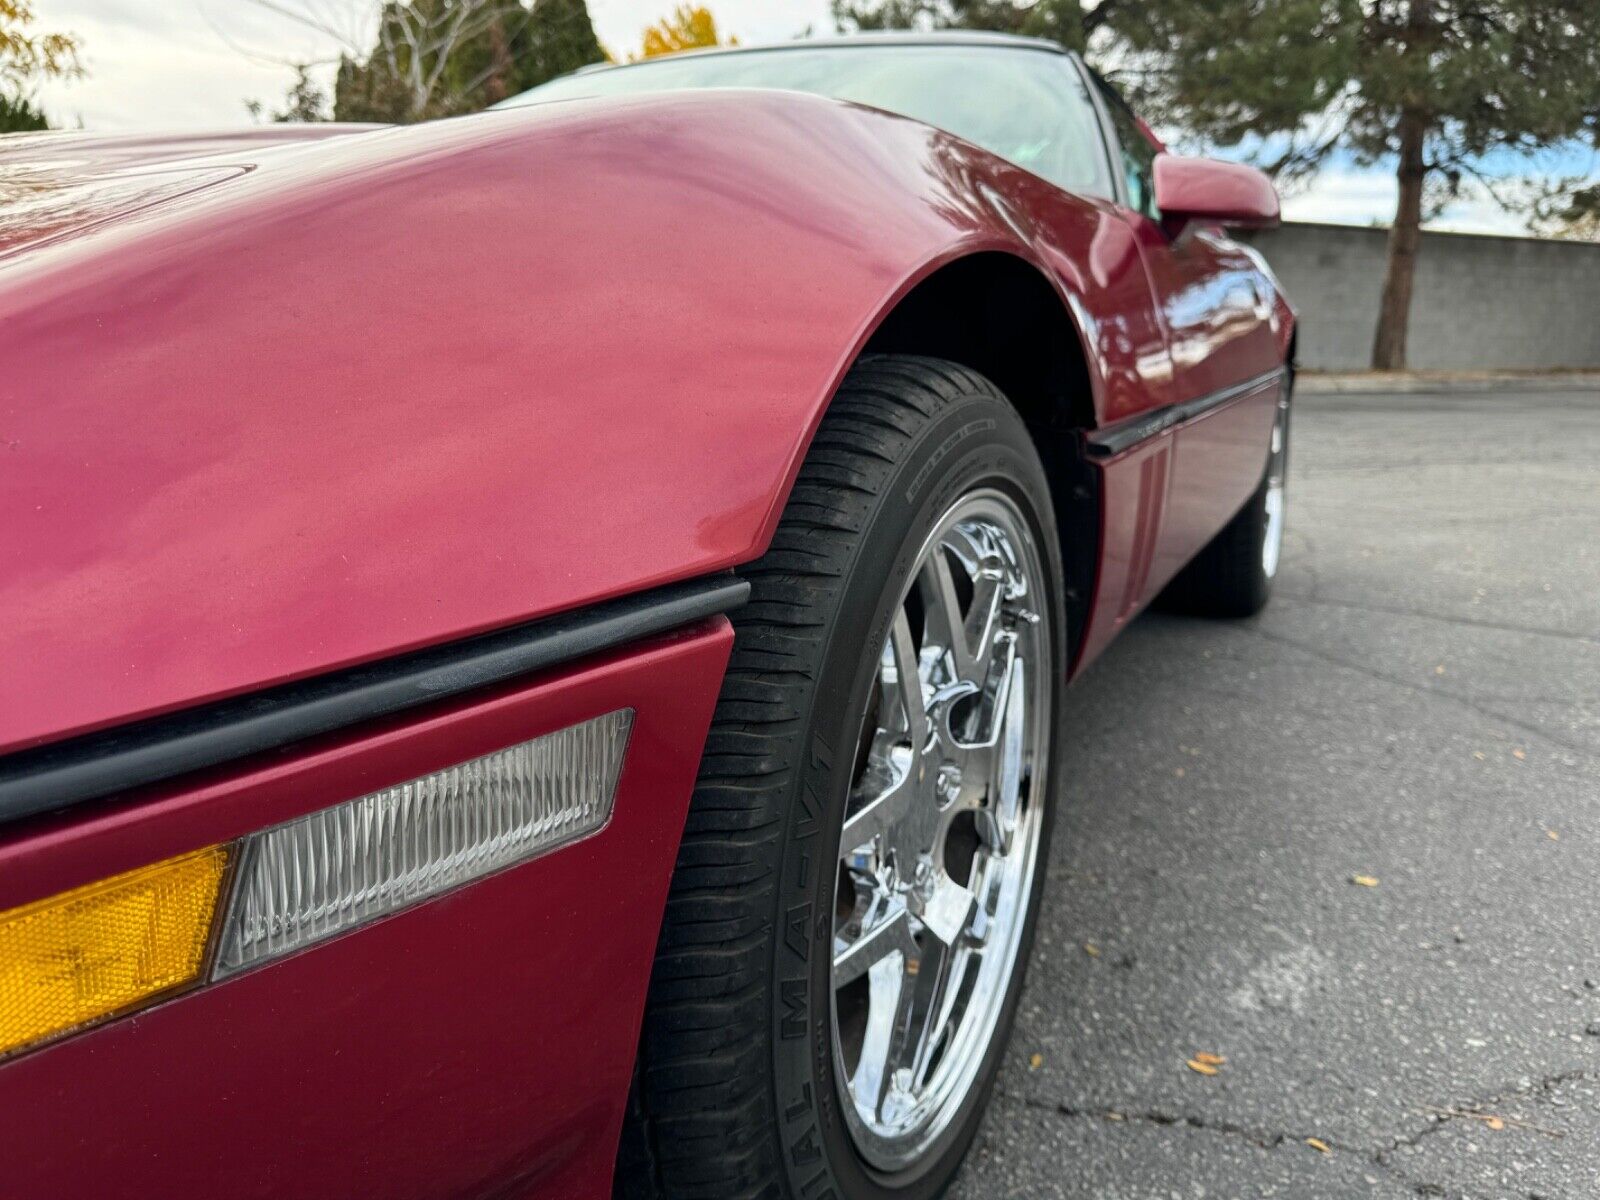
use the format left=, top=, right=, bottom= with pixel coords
left=1262, top=388, right=1291, bottom=579
left=830, top=489, right=1052, bottom=1171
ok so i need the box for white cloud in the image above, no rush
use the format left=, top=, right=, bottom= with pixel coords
left=1282, top=167, right=1542, bottom=236
left=1280, top=169, right=1394, bottom=228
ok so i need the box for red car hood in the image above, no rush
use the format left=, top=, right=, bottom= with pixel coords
left=0, top=126, right=381, bottom=258
left=0, top=93, right=1068, bottom=762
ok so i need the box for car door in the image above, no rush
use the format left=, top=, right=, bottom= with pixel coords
left=1087, top=75, right=1284, bottom=597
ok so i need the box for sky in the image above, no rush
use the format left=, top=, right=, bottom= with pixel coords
left=25, top=0, right=1589, bottom=235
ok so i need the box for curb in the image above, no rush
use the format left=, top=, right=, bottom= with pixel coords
left=1296, top=373, right=1600, bottom=396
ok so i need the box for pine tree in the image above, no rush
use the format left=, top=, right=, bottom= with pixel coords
left=833, top=0, right=1118, bottom=52
left=1105, top=0, right=1600, bottom=368
left=516, top=0, right=607, bottom=92
left=836, top=0, right=1600, bottom=370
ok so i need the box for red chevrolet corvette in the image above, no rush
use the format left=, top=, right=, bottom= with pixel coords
left=0, top=32, right=1293, bottom=1200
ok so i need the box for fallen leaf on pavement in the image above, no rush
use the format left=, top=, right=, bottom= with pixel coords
left=1513, top=748, right=1527, bottom=760
left=1421, top=1105, right=1566, bottom=1139
left=1351, top=875, right=1380, bottom=887
left=1193, top=1052, right=1227, bottom=1066
left=1305, top=1137, right=1331, bottom=1154
left=1548, top=830, right=1561, bottom=841
left=1084, top=942, right=1100, bottom=957
left=1186, top=1059, right=1218, bottom=1076
left=1028, top=1053, right=1043, bottom=1070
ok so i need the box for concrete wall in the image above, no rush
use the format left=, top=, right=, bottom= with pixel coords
left=1235, top=222, right=1600, bottom=371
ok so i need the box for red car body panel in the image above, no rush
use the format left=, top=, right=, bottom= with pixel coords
left=0, top=619, right=731, bottom=1200
left=0, top=125, right=381, bottom=256
left=0, top=89, right=1217, bottom=758
left=0, top=67, right=1294, bottom=1200
left=1075, top=377, right=1281, bottom=666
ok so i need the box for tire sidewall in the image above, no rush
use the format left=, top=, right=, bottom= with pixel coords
left=768, top=390, right=1066, bottom=1200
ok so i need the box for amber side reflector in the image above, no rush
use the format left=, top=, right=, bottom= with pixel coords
left=0, top=846, right=229, bottom=1057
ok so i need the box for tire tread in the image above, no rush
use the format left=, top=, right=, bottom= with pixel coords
left=622, top=356, right=1015, bottom=1200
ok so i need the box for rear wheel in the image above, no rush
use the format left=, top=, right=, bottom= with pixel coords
left=1158, top=380, right=1291, bottom=618
left=621, top=356, right=1066, bottom=1199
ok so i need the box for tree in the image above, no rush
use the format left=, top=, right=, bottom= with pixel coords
left=247, top=63, right=331, bottom=122
left=249, top=0, right=605, bottom=124
left=639, top=5, right=737, bottom=58
left=1113, top=1, right=1600, bottom=369
left=0, top=91, right=46, bottom=131
left=515, top=0, right=607, bottom=90
left=1, top=0, right=80, bottom=129
left=837, top=1, right=1600, bottom=370
left=342, top=0, right=531, bottom=120
left=1546, top=184, right=1600, bottom=242
left=249, top=0, right=518, bottom=122
left=833, top=0, right=1122, bottom=52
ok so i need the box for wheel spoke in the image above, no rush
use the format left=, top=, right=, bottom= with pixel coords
left=854, top=951, right=920, bottom=1123
left=925, top=547, right=975, bottom=684
left=976, top=655, right=1026, bottom=854
left=841, top=770, right=914, bottom=854
left=946, top=636, right=1017, bottom=809
left=890, top=607, right=928, bottom=750
left=953, top=530, right=1006, bottom=687
left=924, top=528, right=1005, bottom=688
left=910, top=944, right=974, bottom=1089
left=841, top=609, right=927, bottom=854
left=834, top=904, right=915, bottom=988
left=918, top=874, right=978, bottom=947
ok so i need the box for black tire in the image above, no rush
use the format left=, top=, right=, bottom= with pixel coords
left=1157, top=386, right=1290, bottom=619
left=619, top=356, right=1067, bottom=1200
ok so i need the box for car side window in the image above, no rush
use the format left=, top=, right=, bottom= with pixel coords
left=1095, top=81, right=1160, bottom=221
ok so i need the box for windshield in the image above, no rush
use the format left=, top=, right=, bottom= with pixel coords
left=498, top=44, right=1113, bottom=199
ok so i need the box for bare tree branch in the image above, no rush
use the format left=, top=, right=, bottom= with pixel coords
left=239, top=0, right=520, bottom=120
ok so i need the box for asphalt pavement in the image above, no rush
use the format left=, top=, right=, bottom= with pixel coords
left=950, top=384, right=1600, bottom=1199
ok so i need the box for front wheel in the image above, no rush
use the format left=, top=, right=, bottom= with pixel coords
left=620, top=356, right=1066, bottom=1199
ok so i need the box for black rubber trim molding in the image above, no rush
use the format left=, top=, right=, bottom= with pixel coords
left=1085, top=367, right=1288, bottom=458
left=0, top=575, right=749, bottom=826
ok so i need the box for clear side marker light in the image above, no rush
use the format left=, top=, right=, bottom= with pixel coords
left=214, top=708, right=633, bottom=977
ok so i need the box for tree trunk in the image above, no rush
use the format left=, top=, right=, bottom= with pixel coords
left=1371, top=110, right=1428, bottom=369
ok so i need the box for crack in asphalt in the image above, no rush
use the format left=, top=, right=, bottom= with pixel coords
left=1274, top=592, right=1600, bottom=648
left=1381, top=1067, right=1587, bottom=1157
left=997, top=1070, right=1587, bottom=1200
left=994, top=1087, right=1350, bottom=1155
left=1372, top=1070, right=1587, bottom=1200
left=1230, top=624, right=1600, bottom=763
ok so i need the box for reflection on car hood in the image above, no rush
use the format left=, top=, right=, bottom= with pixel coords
left=0, top=125, right=382, bottom=258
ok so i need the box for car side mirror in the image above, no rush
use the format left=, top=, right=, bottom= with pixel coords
left=1152, top=154, right=1280, bottom=238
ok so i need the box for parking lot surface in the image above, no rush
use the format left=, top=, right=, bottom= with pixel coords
left=951, top=385, right=1600, bottom=1198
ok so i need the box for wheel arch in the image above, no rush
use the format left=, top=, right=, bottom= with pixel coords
left=851, top=250, right=1103, bottom=670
